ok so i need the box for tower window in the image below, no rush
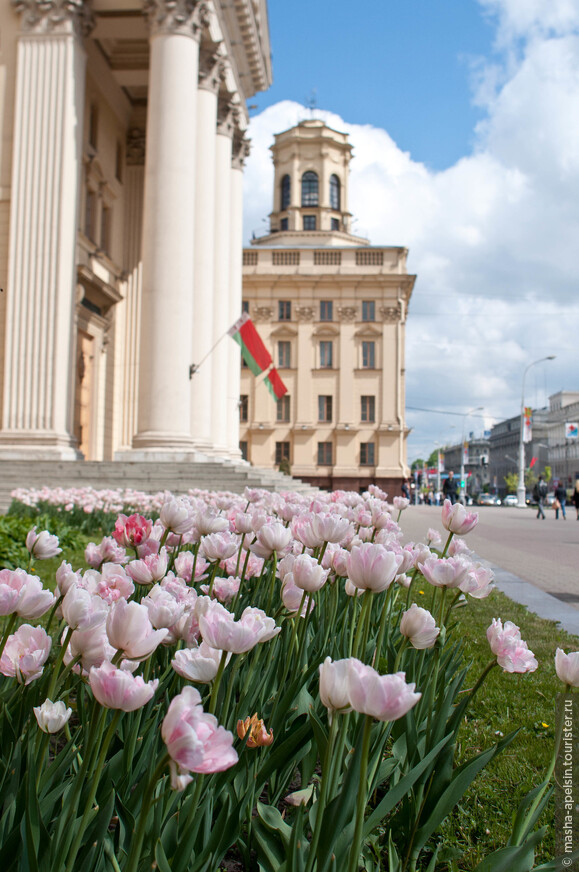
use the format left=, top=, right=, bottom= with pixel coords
left=301, top=171, right=319, bottom=207
left=281, top=174, right=290, bottom=211
left=280, top=217, right=289, bottom=231
left=330, top=174, right=340, bottom=210
left=331, top=218, right=340, bottom=231
left=303, top=215, right=316, bottom=231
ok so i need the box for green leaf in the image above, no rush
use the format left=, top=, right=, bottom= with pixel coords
left=388, top=830, right=402, bottom=872
left=256, top=802, right=293, bottom=849
left=316, top=729, right=365, bottom=872
left=155, top=839, right=174, bottom=872
left=474, top=826, right=548, bottom=872
left=252, top=814, right=289, bottom=872
left=287, top=801, right=308, bottom=872
left=363, top=735, right=454, bottom=837
left=508, top=780, right=553, bottom=846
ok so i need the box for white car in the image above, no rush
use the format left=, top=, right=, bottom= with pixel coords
left=502, top=494, right=518, bottom=506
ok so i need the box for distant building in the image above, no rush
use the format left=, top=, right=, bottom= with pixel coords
left=544, top=391, right=579, bottom=484
left=489, top=411, right=550, bottom=495
left=240, top=119, right=416, bottom=492
left=441, top=436, right=491, bottom=496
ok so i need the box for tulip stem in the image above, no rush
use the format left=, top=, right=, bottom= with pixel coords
left=45, top=626, right=74, bottom=702
left=352, top=591, right=373, bottom=661
left=374, top=585, right=395, bottom=666
left=124, top=753, right=170, bottom=872
left=304, top=714, right=339, bottom=872
left=440, top=531, right=454, bottom=558
left=347, top=715, right=373, bottom=872
left=208, top=650, right=230, bottom=715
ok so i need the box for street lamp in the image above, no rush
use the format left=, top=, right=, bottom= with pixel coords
left=517, top=356, right=556, bottom=508
left=460, top=406, right=483, bottom=503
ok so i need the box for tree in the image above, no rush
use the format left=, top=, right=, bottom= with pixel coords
left=426, top=449, right=439, bottom=468
left=504, top=473, right=518, bottom=494
left=411, top=459, right=424, bottom=472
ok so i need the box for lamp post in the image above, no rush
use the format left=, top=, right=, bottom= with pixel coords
left=460, top=407, right=483, bottom=503
left=517, top=356, right=555, bottom=508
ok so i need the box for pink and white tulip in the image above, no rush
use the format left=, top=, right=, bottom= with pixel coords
left=0, top=624, right=52, bottom=684
left=346, top=543, right=403, bottom=593
left=33, top=699, right=72, bottom=733
left=347, top=660, right=421, bottom=721
left=25, top=527, right=61, bottom=560
left=106, top=599, right=168, bottom=660
left=400, top=604, right=439, bottom=649
left=89, top=660, right=158, bottom=710
left=555, top=649, right=579, bottom=687
left=441, top=500, right=479, bottom=536
left=172, top=643, right=230, bottom=683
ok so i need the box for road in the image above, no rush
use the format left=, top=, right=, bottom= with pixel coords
left=397, top=504, right=579, bottom=610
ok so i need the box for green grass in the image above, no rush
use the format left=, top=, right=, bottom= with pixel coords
left=430, top=588, right=572, bottom=869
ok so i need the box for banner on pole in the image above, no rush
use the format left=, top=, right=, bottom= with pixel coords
left=523, top=407, right=533, bottom=443
left=566, top=422, right=578, bottom=439
left=228, top=312, right=272, bottom=376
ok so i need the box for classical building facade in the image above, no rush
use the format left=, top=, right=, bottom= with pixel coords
left=240, top=120, right=416, bottom=492
left=0, top=0, right=271, bottom=462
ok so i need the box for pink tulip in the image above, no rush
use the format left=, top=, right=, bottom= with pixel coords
left=112, top=513, right=152, bottom=548
left=291, top=514, right=324, bottom=549
left=249, top=521, right=292, bottom=559
left=62, top=585, right=109, bottom=631
left=55, top=561, right=82, bottom=597
left=420, top=556, right=469, bottom=589
left=0, top=568, right=28, bottom=615
left=392, top=497, right=410, bottom=512
left=197, top=600, right=280, bottom=654
left=33, top=699, right=72, bottom=733
left=194, top=508, right=229, bottom=536
left=459, top=563, right=495, bottom=599
left=16, top=575, right=56, bottom=619
left=441, top=500, right=479, bottom=536
left=486, top=618, right=538, bottom=673
left=161, top=686, right=238, bottom=777
left=95, top=563, right=135, bottom=603
left=0, top=624, right=52, bottom=684
left=291, top=554, right=329, bottom=592
left=171, top=643, right=230, bottom=683
left=310, top=513, right=353, bottom=544
left=346, top=543, right=403, bottom=593
left=106, top=599, right=168, bottom=660
left=126, top=548, right=169, bottom=586
left=142, top=585, right=185, bottom=628
left=160, top=498, right=195, bottom=534
left=426, top=528, right=442, bottom=546
left=319, top=657, right=352, bottom=715
left=64, top=624, right=113, bottom=673
left=281, top=577, right=311, bottom=614
left=25, top=527, right=62, bottom=560
left=200, top=575, right=240, bottom=604
left=89, top=660, right=158, bottom=711
left=85, top=537, right=127, bottom=568
left=555, top=649, right=579, bottom=687
left=400, top=604, right=439, bottom=649
left=347, top=659, right=421, bottom=721
left=200, top=532, right=239, bottom=562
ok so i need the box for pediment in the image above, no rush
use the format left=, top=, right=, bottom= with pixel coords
left=354, top=324, right=382, bottom=338
left=270, top=324, right=298, bottom=338
left=313, top=324, right=340, bottom=337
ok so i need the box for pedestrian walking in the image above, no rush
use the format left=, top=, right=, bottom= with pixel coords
left=533, top=475, right=548, bottom=520
left=554, top=480, right=567, bottom=520
left=573, top=481, right=579, bottom=521
left=401, top=479, right=410, bottom=500
left=442, top=471, right=458, bottom=505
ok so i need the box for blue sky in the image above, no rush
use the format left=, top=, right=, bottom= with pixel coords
left=244, top=0, right=579, bottom=464
left=252, top=0, right=496, bottom=171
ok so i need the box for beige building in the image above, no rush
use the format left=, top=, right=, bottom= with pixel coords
left=0, top=0, right=271, bottom=463
left=240, top=120, right=416, bottom=492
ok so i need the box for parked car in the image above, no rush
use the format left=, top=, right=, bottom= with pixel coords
left=502, top=494, right=518, bottom=507
left=477, top=493, right=501, bottom=506
left=545, top=493, right=556, bottom=507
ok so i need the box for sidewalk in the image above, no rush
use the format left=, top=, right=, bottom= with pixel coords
left=399, top=504, right=579, bottom=638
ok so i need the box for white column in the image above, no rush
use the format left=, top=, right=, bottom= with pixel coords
left=0, top=1, right=92, bottom=459
left=190, top=51, right=220, bottom=451
left=225, top=133, right=249, bottom=459
left=210, top=100, right=234, bottom=456
left=132, top=1, right=204, bottom=458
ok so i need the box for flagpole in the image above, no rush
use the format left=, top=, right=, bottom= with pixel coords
left=189, top=331, right=229, bottom=379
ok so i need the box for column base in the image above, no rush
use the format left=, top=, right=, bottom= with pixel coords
left=0, top=431, right=82, bottom=461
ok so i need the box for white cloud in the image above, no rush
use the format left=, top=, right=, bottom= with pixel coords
left=243, top=2, right=579, bottom=462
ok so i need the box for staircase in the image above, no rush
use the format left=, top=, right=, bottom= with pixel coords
left=0, top=461, right=317, bottom=514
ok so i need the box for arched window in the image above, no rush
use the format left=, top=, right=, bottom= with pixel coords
left=281, top=174, right=290, bottom=211
left=301, top=171, right=319, bottom=207
left=330, top=174, right=340, bottom=210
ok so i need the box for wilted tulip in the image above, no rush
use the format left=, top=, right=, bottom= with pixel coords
left=237, top=713, right=274, bottom=748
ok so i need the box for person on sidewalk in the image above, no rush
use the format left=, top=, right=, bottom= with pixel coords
left=554, top=480, right=567, bottom=520
left=533, top=475, right=548, bottom=520
left=572, top=481, right=579, bottom=520
left=442, top=471, right=458, bottom=505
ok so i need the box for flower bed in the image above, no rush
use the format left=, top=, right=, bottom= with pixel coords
left=0, top=486, right=570, bottom=871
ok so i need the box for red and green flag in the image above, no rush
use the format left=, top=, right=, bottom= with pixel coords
left=264, top=366, right=288, bottom=400
left=228, top=312, right=272, bottom=376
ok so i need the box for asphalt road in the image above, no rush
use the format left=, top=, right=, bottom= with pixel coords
left=398, top=503, right=579, bottom=611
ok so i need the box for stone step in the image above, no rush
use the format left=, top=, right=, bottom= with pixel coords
left=0, top=460, right=316, bottom=513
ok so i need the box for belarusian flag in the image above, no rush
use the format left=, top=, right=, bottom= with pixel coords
left=228, top=312, right=272, bottom=376
left=264, top=366, right=288, bottom=400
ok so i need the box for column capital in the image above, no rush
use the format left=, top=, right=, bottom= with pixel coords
left=11, top=0, right=94, bottom=37
left=126, top=127, right=146, bottom=166
left=232, top=132, right=251, bottom=170
left=217, top=96, right=240, bottom=138
left=198, top=47, right=222, bottom=92
left=143, top=0, right=209, bottom=39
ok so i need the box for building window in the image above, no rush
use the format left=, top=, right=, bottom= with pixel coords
left=303, top=215, right=317, bottom=231
left=281, top=174, right=291, bottom=210
left=239, top=441, right=248, bottom=461
left=100, top=206, right=112, bottom=255
left=330, top=174, right=340, bottom=210
left=275, top=441, right=290, bottom=464
left=318, top=395, right=333, bottom=423
left=361, top=395, right=376, bottom=423
left=278, top=300, right=291, bottom=321
left=320, top=300, right=333, bottom=321
left=89, top=103, right=98, bottom=150
left=320, top=341, right=333, bottom=369
left=85, top=190, right=97, bottom=241
left=331, top=217, right=340, bottom=231
left=278, top=341, right=291, bottom=368
left=317, top=442, right=333, bottom=465
left=276, top=395, right=290, bottom=423
left=241, top=300, right=249, bottom=314
left=362, top=341, right=376, bottom=369
left=280, top=217, right=289, bottom=231
left=301, top=171, right=319, bottom=206
left=239, top=395, right=248, bottom=422
left=360, top=442, right=375, bottom=465
left=362, top=300, right=376, bottom=322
